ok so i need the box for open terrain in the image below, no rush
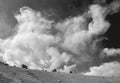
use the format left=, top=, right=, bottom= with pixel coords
left=0, top=62, right=120, bottom=83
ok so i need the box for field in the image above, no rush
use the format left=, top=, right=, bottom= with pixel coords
left=0, top=62, right=120, bottom=83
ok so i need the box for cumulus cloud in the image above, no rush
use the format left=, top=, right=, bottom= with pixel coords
left=103, top=48, right=120, bottom=57
left=88, top=5, right=110, bottom=35
left=0, top=4, right=110, bottom=71
left=0, top=7, right=72, bottom=71
left=83, top=61, right=120, bottom=77
left=0, top=1, right=120, bottom=75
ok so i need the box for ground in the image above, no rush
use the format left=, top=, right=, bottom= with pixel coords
left=0, top=62, right=120, bottom=83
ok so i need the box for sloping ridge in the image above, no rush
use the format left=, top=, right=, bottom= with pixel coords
left=0, top=62, right=120, bottom=83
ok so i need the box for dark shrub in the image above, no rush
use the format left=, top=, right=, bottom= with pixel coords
left=52, top=69, right=57, bottom=72
left=21, top=64, right=28, bottom=69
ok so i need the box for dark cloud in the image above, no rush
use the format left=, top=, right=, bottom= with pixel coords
left=0, top=0, right=94, bottom=39
left=0, top=0, right=93, bottom=20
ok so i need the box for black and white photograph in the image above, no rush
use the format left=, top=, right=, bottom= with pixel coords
left=0, top=0, right=120, bottom=83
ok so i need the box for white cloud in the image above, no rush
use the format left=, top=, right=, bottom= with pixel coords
left=84, top=62, right=120, bottom=77
left=0, top=3, right=119, bottom=74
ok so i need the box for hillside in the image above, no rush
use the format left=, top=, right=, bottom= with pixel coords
left=0, top=62, right=120, bottom=83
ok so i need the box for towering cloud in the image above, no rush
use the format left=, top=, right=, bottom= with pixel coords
left=0, top=0, right=120, bottom=76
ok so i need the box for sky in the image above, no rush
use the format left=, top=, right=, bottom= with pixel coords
left=0, top=0, right=119, bottom=48
left=0, top=0, right=93, bottom=39
left=0, top=0, right=92, bottom=22
left=0, top=0, right=120, bottom=77
left=103, top=12, right=120, bottom=48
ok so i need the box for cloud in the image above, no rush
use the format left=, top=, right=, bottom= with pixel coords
left=103, top=48, right=120, bottom=57
left=0, top=1, right=120, bottom=75
left=0, top=7, right=71, bottom=71
left=83, top=61, right=120, bottom=77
